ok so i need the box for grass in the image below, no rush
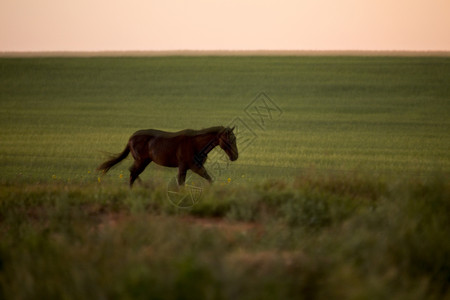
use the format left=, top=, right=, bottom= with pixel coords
left=0, top=56, right=449, bottom=182
left=0, top=174, right=449, bottom=299
left=0, top=55, right=449, bottom=299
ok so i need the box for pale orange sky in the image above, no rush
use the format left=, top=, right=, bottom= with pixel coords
left=1, top=0, right=449, bottom=52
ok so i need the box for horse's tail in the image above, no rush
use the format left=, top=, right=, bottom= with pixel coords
left=97, top=145, right=130, bottom=174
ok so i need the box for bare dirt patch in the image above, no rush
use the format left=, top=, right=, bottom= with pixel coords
left=180, top=215, right=264, bottom=236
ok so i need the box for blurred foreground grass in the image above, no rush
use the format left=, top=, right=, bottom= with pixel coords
left=1, top=173, right=449, bottom=299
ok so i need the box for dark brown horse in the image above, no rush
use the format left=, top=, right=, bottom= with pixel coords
left=97, top=126, right=238, bottom=187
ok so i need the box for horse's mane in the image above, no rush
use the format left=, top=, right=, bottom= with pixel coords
left=196, top=126, right=225, bottom=134
left=183, top=126, right=225, bottom=136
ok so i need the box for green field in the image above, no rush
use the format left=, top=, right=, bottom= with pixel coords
left=1, top=56, right=449, bottom=182
left=0, top=56, right=449, bottom=299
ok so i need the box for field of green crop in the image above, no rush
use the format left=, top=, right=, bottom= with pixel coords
left=0, top=56, right=449, bottom=299
left=1, top=56, right=449, bottom=183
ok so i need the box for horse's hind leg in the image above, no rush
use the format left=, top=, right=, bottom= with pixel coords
left=129, top=159, right=151, bottom=187
left=177, top=166, right=187, bottom=186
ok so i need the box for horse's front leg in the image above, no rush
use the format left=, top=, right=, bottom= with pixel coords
left=191, top=165, right=213, bottom=184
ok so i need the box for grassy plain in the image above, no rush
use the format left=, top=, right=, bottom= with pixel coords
left=0, top=56, right=449, bottom=299
left=0, top=56, right=449, bottom=182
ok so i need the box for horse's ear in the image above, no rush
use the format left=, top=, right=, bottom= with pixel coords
left=230, top=126, right=235, bottom=132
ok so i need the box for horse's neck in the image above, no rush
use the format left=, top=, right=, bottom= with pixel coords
left=195, top=132, right=219, bottom=154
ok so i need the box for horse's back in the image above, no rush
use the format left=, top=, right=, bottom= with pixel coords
left=131, top=128, right=197, bottom=139
left=132, top=129, right=167, bottom=138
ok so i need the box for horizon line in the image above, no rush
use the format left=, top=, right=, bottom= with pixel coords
left=1, top=49, right=450, bottom=57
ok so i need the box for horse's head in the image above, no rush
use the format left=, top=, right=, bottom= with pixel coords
left=219, top=126, right=238, bottom=161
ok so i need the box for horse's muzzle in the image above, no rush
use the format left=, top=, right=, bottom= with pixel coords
left=229, top=152, right=238, bottom=161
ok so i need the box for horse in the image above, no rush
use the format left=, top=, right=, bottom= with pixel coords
left=97, top=126, right=238, bottom=187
